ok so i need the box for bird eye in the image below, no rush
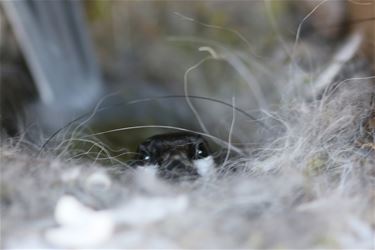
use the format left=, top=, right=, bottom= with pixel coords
left=195, top=143, right=208, bottom=159
left=138, top=150, right=151, bottom=162
left=143, top=155, right=150, bottom=161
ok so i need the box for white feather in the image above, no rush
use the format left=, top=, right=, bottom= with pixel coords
left=193, top=156, right=215, bottom=177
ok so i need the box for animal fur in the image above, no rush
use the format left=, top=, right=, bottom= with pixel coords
left=1, top=2, right=375, bottom=248
left=1, top=73, right=374, bottom=248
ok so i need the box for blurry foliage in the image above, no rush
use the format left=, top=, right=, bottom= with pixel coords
left=78, top=0, right=342, bottom=151
left=83, top=0, right=297, bottom=83
left=84, top=0, right=112, bottom=22
left=2, top=0, right=357, bottom=152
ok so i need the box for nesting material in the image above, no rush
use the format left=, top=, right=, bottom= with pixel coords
left=1, top=72, right=374, bottom=248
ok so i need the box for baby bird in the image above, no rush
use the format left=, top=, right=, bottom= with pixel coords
left=133, top=132, right=216, bottom=181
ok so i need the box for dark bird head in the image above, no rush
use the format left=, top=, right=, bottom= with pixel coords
left=134, top=132, right=214, bottom=181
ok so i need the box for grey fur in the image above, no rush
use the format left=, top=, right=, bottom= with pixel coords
left=1, top=77, right=374, bottom=248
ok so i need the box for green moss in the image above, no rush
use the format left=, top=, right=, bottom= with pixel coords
left=314, top=235, right=341, bottom=248
left=84, top=0, right=112, bottom=22
left=304, top=153, right=328, bottom=176
left=268, top=0, right=289, bottom=16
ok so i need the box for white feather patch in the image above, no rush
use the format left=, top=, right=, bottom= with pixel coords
left=137, top=164, right=158, bottom=176
left=193, top=156, right=215, bottom=177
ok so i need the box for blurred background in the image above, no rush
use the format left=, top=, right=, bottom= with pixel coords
left=0, top=0, right=373, bottom=159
